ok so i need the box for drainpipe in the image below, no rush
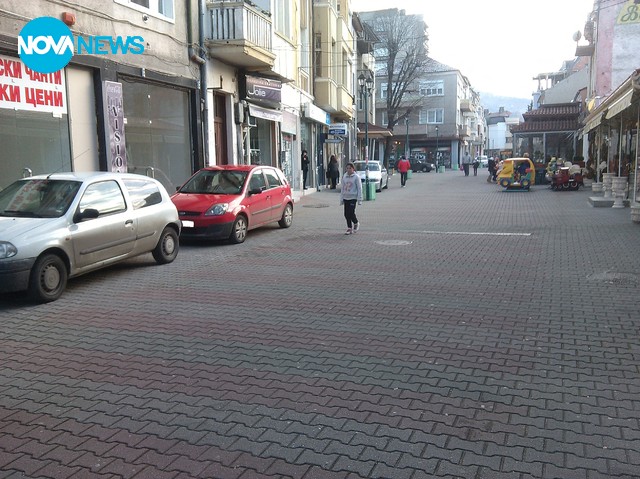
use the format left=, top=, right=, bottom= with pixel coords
left=188, top=0, right=209, bottom=166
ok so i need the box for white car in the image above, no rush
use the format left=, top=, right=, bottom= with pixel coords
left=477, top=155, right=489, bottom=167
left=353, top=161, right=388, bottom=192
left=0, top=172, right=181, bottom=302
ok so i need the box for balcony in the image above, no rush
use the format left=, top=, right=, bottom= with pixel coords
left=460, top=99, right=472, bottom=112
left=205, top=1, right=275, bottom=70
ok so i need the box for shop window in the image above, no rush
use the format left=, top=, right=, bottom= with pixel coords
left=0, top=110, right=71, bottom=190
left=121, top=78, right=193, bottom=193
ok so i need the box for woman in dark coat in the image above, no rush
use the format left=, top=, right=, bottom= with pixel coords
left=327, top=155, right=340, bottom=189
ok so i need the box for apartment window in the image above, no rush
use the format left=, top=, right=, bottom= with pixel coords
left=420, top=80, right=444, bottom=96
left=117, top=0, right=174, bottom=20
left=314, top=34, right=322, bottom=77
left=380, top=83, right=389, bottom=100
left=275, top=0, right=292, bottom=40
left=419, top=109, right=427, bottom=125
left=427, top=108, right=443, bottom=124
left=381, top=111, right=388, bottom=126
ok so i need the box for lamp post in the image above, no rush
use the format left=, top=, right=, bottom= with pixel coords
left=358, top=73, right=374, bottom=200
left=405, top=117, right=410, bottom=159
left=435, top=125, right=440, bottom=172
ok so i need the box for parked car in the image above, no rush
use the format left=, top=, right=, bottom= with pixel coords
left=353, top=161, right=389, bottom=192
left=477, top=155, right=489, bottom=168
left=409, top=158, right=434, bottom=172
left=0, top=172, right=181, bottom=302
left=171, top=165, right=293, bottom=244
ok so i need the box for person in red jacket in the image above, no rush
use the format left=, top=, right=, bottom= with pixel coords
left=396, top=155, right=411, bottom=187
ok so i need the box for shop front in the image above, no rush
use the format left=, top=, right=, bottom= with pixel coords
left=0, top=54, right=72, bottom=189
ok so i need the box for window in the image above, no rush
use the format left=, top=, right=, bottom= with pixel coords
left=249, top=172, right=267, bottom=192
left=314, top=34, right=322, bottom=77
left=79, top=181, right=126, bottom=217
left=123, top=178, right=162, bottom=209
left=381, top=83, right=389, bottom=100
left=420, top=80, right=444, bottom=96
left=381, top=111, right=388, bottom=126
left=265, top=170, right=282, bottom=189
left=427, top=108, right=444, bottom=124
left=419, top=109, right=427, bottom=125
left=118, top=0, right=174, bottom=20
left=275, top=0, right=292, bottom=40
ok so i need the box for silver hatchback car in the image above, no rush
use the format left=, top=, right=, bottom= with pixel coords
left=0, top=172, right=181, bottom=302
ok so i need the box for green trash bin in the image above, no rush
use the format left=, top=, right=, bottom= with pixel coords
left=407, top=169, right=413, bottom=179
left=365, top=180, right=376, bottom=201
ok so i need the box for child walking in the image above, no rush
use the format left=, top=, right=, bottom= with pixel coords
left=339, top=162, right=363, bottom=235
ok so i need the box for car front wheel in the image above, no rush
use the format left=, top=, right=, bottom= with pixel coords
left=152, top=226, right=179, bottom=264
left=28, top=253, right=67, bottom=303
left=230, top=215, right=248, bottom=244
left=278, top=203, right=293, bottom=228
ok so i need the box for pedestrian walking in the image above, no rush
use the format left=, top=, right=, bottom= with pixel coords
left=301, top=150, right=309, bottom=189
left=462, top=151, right=472, bottom=176
left=396, top=155, right=411, bottom=187
left=487, top=156, right=497, bottom=183
left=327, top=155, right=340, bottom=189
left=472, top=157, right=480, bottom=176
left=339, top=162, right=363, bottom=235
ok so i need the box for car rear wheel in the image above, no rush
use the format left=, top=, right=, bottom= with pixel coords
left=422, top=165, right=428, bottom=172
left=278, top=203, right=293, bottom=228
left=230, top=215, right=248, bottom=244
left=28, top=253, right=67, bottom=303
left=152, top=226, right=179, bottom=264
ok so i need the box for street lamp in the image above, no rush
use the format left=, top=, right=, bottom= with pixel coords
left=435, top=125, right=440, bottom=172
left=358, top=73, right=374, bottom=200
left=405, top=117, right=410, bottom=159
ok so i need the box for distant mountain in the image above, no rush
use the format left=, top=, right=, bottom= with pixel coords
left=479, top=92, right=531, bottom=119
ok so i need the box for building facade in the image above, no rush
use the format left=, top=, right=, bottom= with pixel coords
left=0, top=0, right=203, bottom=192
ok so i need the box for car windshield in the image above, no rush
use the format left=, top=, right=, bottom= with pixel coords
left=354, top=163, right=380, bottom=172
left=0, top=179, right=81, bottom=218
left=179, top=170, right=247, bottom=195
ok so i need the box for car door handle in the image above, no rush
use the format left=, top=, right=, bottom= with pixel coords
left=125, top=219, right=134, bottom=225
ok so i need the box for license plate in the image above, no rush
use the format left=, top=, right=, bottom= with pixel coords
left=181, top=220, right=194, bottom=228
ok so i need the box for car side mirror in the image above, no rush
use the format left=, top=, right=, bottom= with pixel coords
left=74, top=208, right=99, bottom=223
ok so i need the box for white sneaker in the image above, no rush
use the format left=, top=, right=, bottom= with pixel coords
left=345, top=228, right=352, bottom=235
left=353, top=223, right=359, bottom=232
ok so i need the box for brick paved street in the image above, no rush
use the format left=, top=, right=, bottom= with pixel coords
left=1, top=169, right=639, bottom=479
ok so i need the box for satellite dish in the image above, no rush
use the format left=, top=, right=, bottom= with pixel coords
left=573, top=30, right=582, bottom=42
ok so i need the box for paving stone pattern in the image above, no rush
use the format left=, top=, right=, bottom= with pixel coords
left=1, top=170, right=639, bottom=479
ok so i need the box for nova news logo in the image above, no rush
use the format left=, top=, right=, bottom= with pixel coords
left=18, top=16, right=145, bottom=74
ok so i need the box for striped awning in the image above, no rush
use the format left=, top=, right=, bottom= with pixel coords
left=583, top=111, right=605, bottom=133
left=605, top=89, right=634, bottom=119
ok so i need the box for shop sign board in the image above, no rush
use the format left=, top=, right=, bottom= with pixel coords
left=246, top=75, right=282, bottom=104
left=0, top=53, right=67, bottom=115
left=103, top=81, right=127, bottom=173
left=329, top=123, right=348, bottom=136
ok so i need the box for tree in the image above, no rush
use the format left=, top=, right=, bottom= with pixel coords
left=365, top=9, right=429, bottom=166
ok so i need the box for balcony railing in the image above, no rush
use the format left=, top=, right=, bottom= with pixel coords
left=205, top=1, right=275, bottom=69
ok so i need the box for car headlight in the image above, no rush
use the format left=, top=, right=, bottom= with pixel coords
left=204, top=203, right=229, bottom=216
left=0, top=242, right=17, bottom=259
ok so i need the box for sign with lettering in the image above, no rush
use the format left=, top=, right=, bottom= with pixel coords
left=329, top=123, right=348, bottom=136
left=103, top=81, right=127, bottom=173
left=246, top=75, right=281, bottom=104
left=0, top=54, right=67, bottom=114
left=618, top=0, right=640, bottom=24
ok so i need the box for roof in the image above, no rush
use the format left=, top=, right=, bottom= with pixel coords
left=357, top=123, right=393, bottom=137
left=424, top=56, right=456, bottom=73
left=510, top=119, right=581, bottom=133
left=511, top=102, right=581, bottom=133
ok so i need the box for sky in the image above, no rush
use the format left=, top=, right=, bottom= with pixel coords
left=350, top=0, right=597, bottom=99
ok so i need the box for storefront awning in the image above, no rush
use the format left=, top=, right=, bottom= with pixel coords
left=248, top=103, right=282, bottom=122
left=605, top=89, right=634, bottom=119
left=583, top=111, right=605, bottom=133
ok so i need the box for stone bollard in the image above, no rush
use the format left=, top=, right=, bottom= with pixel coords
left=602, top=173, right=615, bottom=198
left=611, top=176, right=628, bottom=208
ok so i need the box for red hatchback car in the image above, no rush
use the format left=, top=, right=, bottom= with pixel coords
left=171, top=165, right=293, bottom=244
